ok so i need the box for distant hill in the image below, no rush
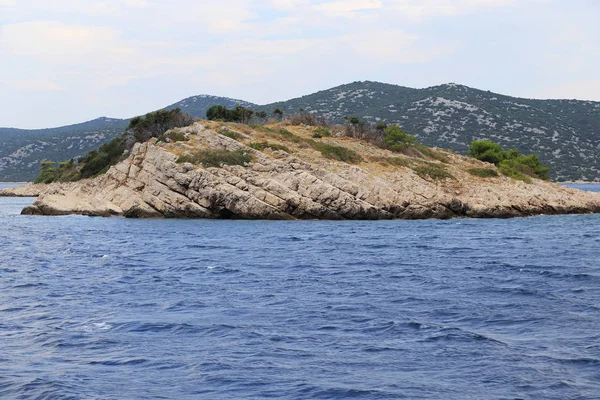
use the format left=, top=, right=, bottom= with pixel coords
left=1, top=82, right=599, bottom=182
left=264, top=81, right=600, bottom=182
left=0, top=118, right=128, bottom=182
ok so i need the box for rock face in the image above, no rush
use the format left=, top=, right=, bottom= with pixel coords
left=4, top=122, right=600, bottom=219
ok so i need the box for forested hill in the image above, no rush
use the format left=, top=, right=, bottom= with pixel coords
left=0, top=118, right=128, bottom=182
left=264, top=81, right=600, bottom=182
left=2, top=82, right=599, bottom=182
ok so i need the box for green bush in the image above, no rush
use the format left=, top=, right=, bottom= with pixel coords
left=127, top=108, right=193, bottom=143
left=498, top=160, right=532, bottom=183
left=206, top=104, right=253, bottom=123
left=218, top=128, right=242, bottom=140
left=370, top=156, right=410, bottom=168
left=384, top=125, right=416, bottom=152
left=177, top=149, right=251, bottom=168
left=249, top=142, right=290, bottom=152
left=468, top=140, right=504, bottom=164
left=415, top=144, right=450, bottom=163
left=468, top=167, right=499, bottom=178
left=412, top=162, right=454, bottom=181
left=79, top=136, right=126, bottom=178
left=34, top=161, right=59, bottom=184
left=468, top=139, right=550, bottom=181
left=157, top=131, right=189, bottom=143
left=313, top=127, right=331, bottom=137
left=309, top=142, right=363, bottom=163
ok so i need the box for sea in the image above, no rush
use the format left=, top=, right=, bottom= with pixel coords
left=1, top=183, right=599, bottom=399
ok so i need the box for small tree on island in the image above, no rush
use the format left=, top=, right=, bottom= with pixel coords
left=383, top=125, right=416, bottom=152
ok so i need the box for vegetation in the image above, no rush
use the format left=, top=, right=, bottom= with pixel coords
left=128, top=108, right=193, bottom=143
left=206, top=104, right=254, bottom=123
left=157, top=130, right=189, bottom=143
left=310, top=142, right=363, bottom=163
left=384, top=125, right=416, bottom=152
left=468, top=167, right=499, bottom=178
left=34, top=136, right=127, bottom=183
left=249, top=142, right=290, bottom=152
left=177, top=149, right=251, bottom=168
left=415, top=145, right=450, bottom=163
left=312, top=127, right=331, bottom=138
left=262, top=127, right=361, bottom=163
left=272, top=108, right=283, bottom=121
left=412, top=161, right=455, bottom=181
left=78, top=136, right=127, bottom=178
left=218, top=128, right=242, bottom=140
left=34, top=109, right=193, bottom=184
left=468, top=139, right=550, bottom=180
left=370, top=156, right=410, bottom=168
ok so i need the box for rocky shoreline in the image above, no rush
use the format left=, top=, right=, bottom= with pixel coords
left=2, top=122, right=599, bottom=219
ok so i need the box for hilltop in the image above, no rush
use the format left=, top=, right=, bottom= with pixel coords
left=5, top=121, right=599, bottom=220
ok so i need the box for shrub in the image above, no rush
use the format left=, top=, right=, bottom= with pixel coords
left=415, top=145, right=450, bottom=163
left=34, top=161, right=58, bottom=184
left=287, top=112, right=327, bottom=126
left=310, top=142, right=363, bottom=163
left=79, top=136, right=126, bottom=178
left=313, top=127, right=331, bottom=138
left=467, top=139, right=550, bottom=180
left=468, top=140, right=504, bottom=164
left=370, top=156, right=410, bottom=168
left=177, top=149, right=251, bottom=168
left=157, top=130, right=189, bottom=143
left=206, top=104, right=253, bottom=123
left=498, top=160, right=532, bottom=183
left=412, top=162, right=454, bottom=181
left=219, top=128, right=242, bottom=140
left=384, top=125, right=416, bottom=152
left=468, top=167, right=499, bottom=178
left=127, top=108, right=193, bottom=143
left=249, top=142, right=290, bottom=152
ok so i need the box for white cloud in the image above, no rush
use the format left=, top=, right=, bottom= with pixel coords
left=2, top=79, right=66, bottom=92
left=536, top=81, right=600, bottom=102
left=0, top=21, right=120, bottom=56
left=315, top=0, right=382, bottom=15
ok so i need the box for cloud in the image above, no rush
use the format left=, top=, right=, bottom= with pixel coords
left=536, top=81, right=600, bottom=102
left=314, top=0, right=382, bottom=15
left=2, top=79, right=66, bottom=92
left=0, top=21, right=120, bottom=56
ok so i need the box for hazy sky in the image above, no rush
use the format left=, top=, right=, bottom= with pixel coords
left=0, top=0, right=598, bottom=128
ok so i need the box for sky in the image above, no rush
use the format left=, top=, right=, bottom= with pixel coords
left=0, top=0, right=598, bottom=129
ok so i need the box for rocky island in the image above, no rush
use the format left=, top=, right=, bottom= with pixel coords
left=2, top=120, right=599, bottom=219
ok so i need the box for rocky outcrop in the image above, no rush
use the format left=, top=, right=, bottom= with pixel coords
left=4, top=122, right=600, bottom=219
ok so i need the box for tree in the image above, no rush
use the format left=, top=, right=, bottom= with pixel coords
left=468, top=140, right=504, bottom=165
left=128, top=108, right=193, bottom=143
left=468, top=139, right=550, bottom=180
left=273, top=108, right=283, bottom=121
left=383, top=125, right=415, bottom=152
left=344, top=116, right=366, bottom=139
left=256, top=111, right=268, bottom=121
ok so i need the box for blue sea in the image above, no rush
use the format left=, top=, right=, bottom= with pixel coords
left=1, top=183, right=599, bottom=399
